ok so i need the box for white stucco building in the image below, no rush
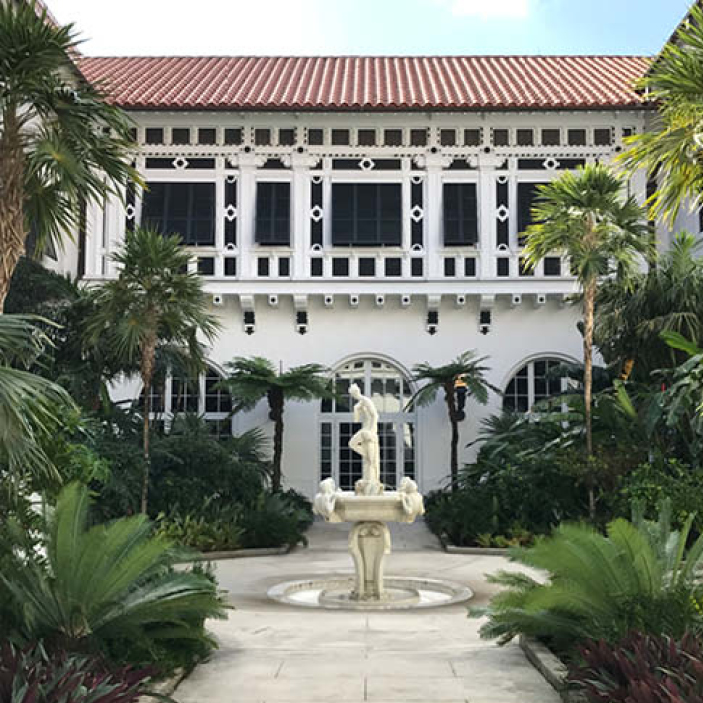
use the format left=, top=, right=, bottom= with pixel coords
left=57, top=54, right=698, bottom=497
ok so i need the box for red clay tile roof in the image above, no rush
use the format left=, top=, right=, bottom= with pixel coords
left=78, top=55, right=650, bottom=112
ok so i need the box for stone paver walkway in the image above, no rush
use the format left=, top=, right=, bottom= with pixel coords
left=174, top=520, right=559, bottom=703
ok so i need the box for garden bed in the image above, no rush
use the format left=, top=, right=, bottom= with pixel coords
left=519, top=636, right=586, bottom=703
left=179, top=545, right=292, bottom=562
left=442, top=542, right=510, bottom=556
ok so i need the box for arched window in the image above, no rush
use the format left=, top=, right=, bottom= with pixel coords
left=142, top=365, right=232, bottom=438
left=503, top=357, right=570, bottom=413
left=320, top=358, right=416, bottom=491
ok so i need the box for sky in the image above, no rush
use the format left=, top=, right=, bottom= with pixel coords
left=47, top=0, right=690, bottom=57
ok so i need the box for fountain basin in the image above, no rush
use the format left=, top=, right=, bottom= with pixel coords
left=327, top=491, right=413, bottom=523
left=267, top=576, right=472, bottom=610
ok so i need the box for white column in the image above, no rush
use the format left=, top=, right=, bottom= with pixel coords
left=237, top=153, right=266, bottom=279
left=477, top=153, right=505, bottom=280
left=289, top=153, right=319, bottom=279
left=420, top=154, right=452, bottom=278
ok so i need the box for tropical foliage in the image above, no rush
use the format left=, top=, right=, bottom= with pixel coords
left=476, top=502, right=703, bottom=653
left=0, top=0, right=137, bottom=310
left=521, top=164, right=650, bottom=509
left=86, top=227, right=220, bottom=512
left=408, top=351, right=496, bottom=489
left=1, top=483, right=226, bottom=666
left=222, top=357, right=332, bottom=491
left=569, top=632, right=703, bottom=703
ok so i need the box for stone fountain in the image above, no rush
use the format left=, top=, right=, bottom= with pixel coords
left=267, top=383, right=472, bottom=610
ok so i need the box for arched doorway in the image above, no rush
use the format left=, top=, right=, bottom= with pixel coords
left=319, top=357, right=416, bottom=490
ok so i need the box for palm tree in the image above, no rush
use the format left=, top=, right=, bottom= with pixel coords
left=595, top=232, right=703, bottom=380
left=619, top=4, right=703, bottom=225
left=522, top=164, right=650, bottom=485
left=0, top=1, right=138, bottom=311
left=222, top=357, right=333, bottom=492
left=86, top=227, right=220, bottom=513
left=0, top=314, right=76, bottom=491
left=407, top=352, right=496, bottom=490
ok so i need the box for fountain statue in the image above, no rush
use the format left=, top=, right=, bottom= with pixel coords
left=312, top=383, right=425, bottom=605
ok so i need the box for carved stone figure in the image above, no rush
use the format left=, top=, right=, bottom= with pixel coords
left=348, top=383, right=383, bottom=496
left=313, top=477, right=342, bottom=522
left=398, top=477, right=425, bottom=523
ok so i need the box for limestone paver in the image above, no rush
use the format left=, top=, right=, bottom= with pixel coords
left=174, top=520, right=560, bottom=703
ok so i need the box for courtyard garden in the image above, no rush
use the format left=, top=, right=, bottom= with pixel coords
left=2, top=1, right=703, bottom=702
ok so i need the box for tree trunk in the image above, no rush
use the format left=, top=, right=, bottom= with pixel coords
left=140, top=336, right=157, bottom=514
left=583, top=279, right=597, bottom=519
left=0, top=106, right=27, bottom=312
left=443, top=382, right=459, bottom=491
left=269, top=389, right=284, bottom=492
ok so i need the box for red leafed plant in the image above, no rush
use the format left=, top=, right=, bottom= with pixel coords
left=0, top=642, right=153, bottom=703
left=569, top=631, right=703, bottom=703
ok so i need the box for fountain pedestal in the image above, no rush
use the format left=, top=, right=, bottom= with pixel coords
left=349, top=521, right=389, bottom=600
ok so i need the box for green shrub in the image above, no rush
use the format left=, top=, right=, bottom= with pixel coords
left=476, top=502, right=703, bottom=654
left=0, top=642, right=152, bottom=703
left=155, top=504, right=245, bottom=552
left=617, top=458, right=703, bottom=534
left=569, top=632, right=703, bottom=702
left=1, top=483, right=226, bottom=674
left=239, top=492, right=312, bottom=549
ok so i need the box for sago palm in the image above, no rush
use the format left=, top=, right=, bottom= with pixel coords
left=0, top=1, right=138, bottom=310
left=222, top=357, right=332, bottom=492
left=0, top=315, right=76, bottom=489
left=86, top=227, right=220, bottom=513
left=619, top=4, right=703, bottom=224
left=1, top=482, right=226, bottom=649
left=521, top=164, right=650, bottom=491
left=476, top=500, right=703, bottom=652
left=407, top=352, right=496, bottom=490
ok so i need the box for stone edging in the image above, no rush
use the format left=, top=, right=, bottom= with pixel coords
left=519, top=636, right=588, bottom=703
left=443, top=543, right=510, bottom=556
left=178, top=546, right=291, bottom=562
left=139, top=667, right=186, bottom=702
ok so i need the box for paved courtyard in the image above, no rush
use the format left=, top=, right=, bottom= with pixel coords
left=174, top=520, right=560, bottom=703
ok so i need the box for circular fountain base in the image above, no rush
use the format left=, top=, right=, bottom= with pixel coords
left=268, top=576, right=472, bottom=610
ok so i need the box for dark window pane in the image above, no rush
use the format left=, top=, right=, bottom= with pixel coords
left=278, top=257, right=290, bottom=276
left=497, top=258, right=510, bottom=277
left=257, top=257, right=270, bottom=276
left=332, top=258, right=349, bottom=276
left=519, top=257, right=534, bottom=276
left=224, top=258, right=237, bottom=276
left=541, top=129, right=560, bottom=146
left=358, top=129, right=376, bottom=146
left=594, top=128, right=612, bottom=146
left=255, top=182, right=290, bottom=245
left=224, top=128, right=242, bottom=145
left=444, top=258, right=456, bottom=277
left=443, top=183, right=478, bottom=246
left=384, top=258, right=402, bottom=276
left=410, top=129, right=427, bottom=146
left=331, top=184, right=402, bottom=247
left=411, top=258, right=423, bottom=277
left=145, top=127, right=164, bottom=144
left=493, top=129, right=510, bottom=146
left=308, top=129, right=324, bottom=145
left=279, top=128, right=296, bottom=145
left=255, top=128, right=271, bottom=145
left=517, top=182, right=540, bottom=237
left=544, top=257, right=561, bottom=276
left=440, top=129, right=456, bottom=146
left=197, top=257, right=214, bottom=275
left=359, top=257, right=376, bottom=276
left=464, top=257, right=476, bottom=277
left=331, top=129, right=350, bottom=145
left=568, top=129, right=587, bottom=146
left=311, top=258, right=323, bottom=276
left=384, top=129, right=403, bottom=146
left=171, top=128, right=190, bottom=145
left=516, top=129, right=534, bottom=146
left=198, top=128, right=217, bottom=145
left=464, top=129, right=481, bottom=146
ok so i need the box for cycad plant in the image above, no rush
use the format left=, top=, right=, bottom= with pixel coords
left=522, top=164, right=650, bottom=507
left=0, top=1, right=138, bottom=310
left=222, top=357, right=332, bottom=491
left=1, top=482, right=226, bottom=653
left=476, top=500, right=703, bottom=653
left=86, top=227, right=220, bottom=513
left=408, top=352, right=496, bottom=489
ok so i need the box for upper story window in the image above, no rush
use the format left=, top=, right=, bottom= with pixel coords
left=141, top=182, right=215, bottom=246
left=331, top=183, right=402, bottom=247
left=443, top=183, right=478, bottom=246
left=255, top=181, right=291, bottom=246
left=517, top=182, right=541, bottom=244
